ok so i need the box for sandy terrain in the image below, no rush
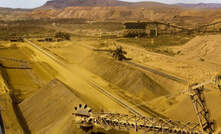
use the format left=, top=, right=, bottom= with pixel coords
left=42, top=40, right=186, bottom=117
left=1, top=2, right=221, bottom=133
left=19, top=79, right=84, bottom=134
left=1, top=33, right=221, bottom=133
left=0, top=42, right=61, bottom=133
left=166, top=91, right=221, bottom=129
left=0, top=44, right=54, bottom=103
left=41, top=35, right=221, bottom=131
left=176, top=35, right=221, bottom=64
left=0, top=68, right=24, bottom=134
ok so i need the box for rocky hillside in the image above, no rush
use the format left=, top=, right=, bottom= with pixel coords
left=31, top=5, right=221, bottom=27
left=33, top=0, right=181, bottom=21
left=39, top=0, right=177, bottom=9
left=40, top=0, right=127, bottom=9
left=32, top=6, right=181, bottom=22
left=2, top=0, right=221, bottom=27
left=32, top=0, right=221, bottom=26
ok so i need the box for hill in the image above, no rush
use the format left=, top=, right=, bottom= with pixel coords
left=40, top=0, right=127, bottom=9
left=0, top=7, right=30, bottom=20
left=31, top=6, right=221, bottom=27
left=32, top=0, right=221, bottom=26
left=176, top=35, right=221, bottom=63
left=31, top=6, right=181, bottom=22
left=39, top=0, right=177, bottom=9
left=2, top=0, right=221, bottom=27
left=175, top=3, right=221, bottom=9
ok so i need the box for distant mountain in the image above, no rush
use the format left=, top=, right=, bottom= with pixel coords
left=39, top=0, right=176, bottom=9
left=33, top=0, right=182, bottom=22
left=0, top=7, right=30, bottom=20
left=0, top=7, right=31, bottom=12
left=40, top=0, right=128, bottom=9
left=175, top=3, right=221, bottom=9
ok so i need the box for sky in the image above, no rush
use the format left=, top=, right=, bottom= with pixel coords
left=0, top=0, right=221, bottom=9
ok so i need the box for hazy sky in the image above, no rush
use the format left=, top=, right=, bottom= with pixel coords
left=0, top=0, right=221, bottom=9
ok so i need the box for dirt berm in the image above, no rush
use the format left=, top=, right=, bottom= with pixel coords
left=176, top=35, right=221, bottom=63
left=48, top=44, right=183, bottom=101
left=19, top=79, right=129, bottom=134
left=81, top=53, right=170, bottom=100
left=19, top=79, right=85, bottom=134
left=165, top=91, right=221, bottom=131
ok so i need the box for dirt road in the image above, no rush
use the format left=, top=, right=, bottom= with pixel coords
left=125, top=61, right=187, bottom=84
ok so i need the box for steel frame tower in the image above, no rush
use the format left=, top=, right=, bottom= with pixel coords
left=189, top=85, right=215, bottom=133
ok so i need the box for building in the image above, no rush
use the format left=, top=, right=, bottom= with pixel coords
left=123, top=21, right=190, bottom=37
